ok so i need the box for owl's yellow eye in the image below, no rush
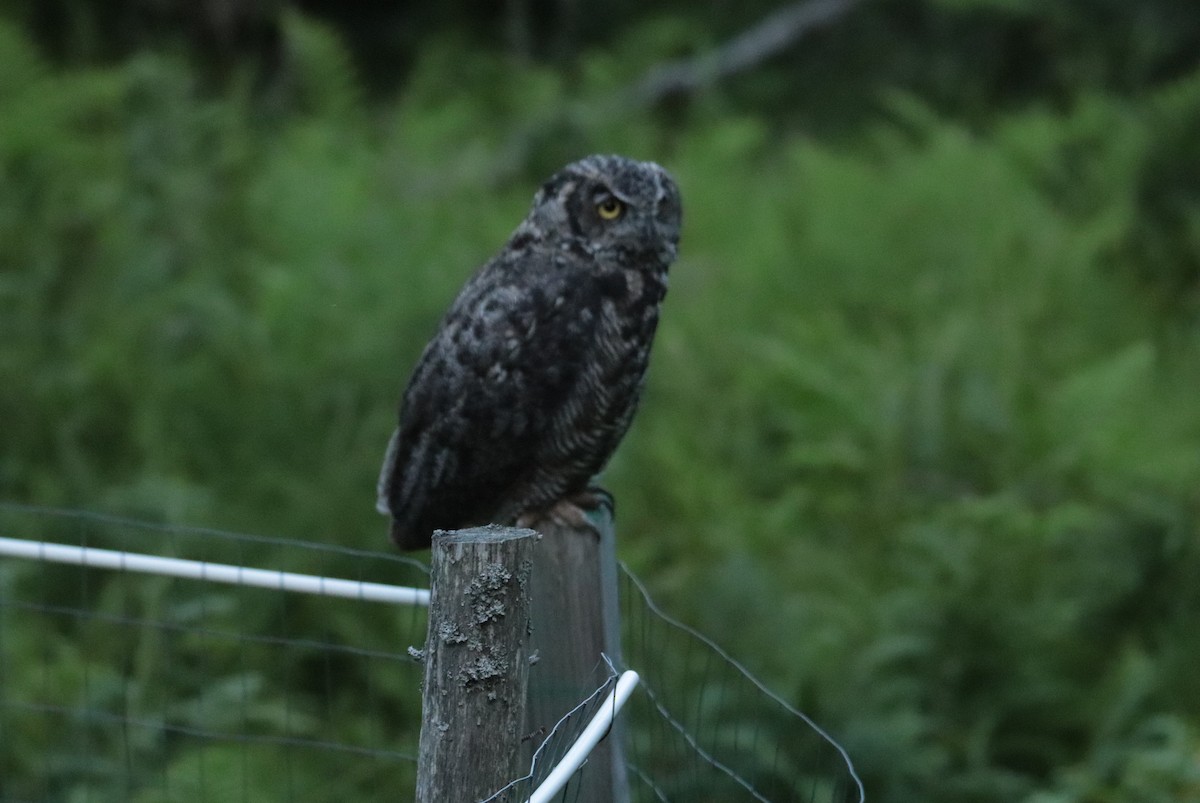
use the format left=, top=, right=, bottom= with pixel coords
left=596, top=197, right=625, bottom=220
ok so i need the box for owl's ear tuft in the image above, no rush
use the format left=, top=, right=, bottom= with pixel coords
left=539, top=175, right=570, bottom=203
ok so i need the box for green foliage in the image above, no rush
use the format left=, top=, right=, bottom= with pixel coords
left=2, top=6, right=1200, bottom=802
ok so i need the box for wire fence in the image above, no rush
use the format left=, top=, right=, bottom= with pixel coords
left=0, top=502, right=861, bottom=802
left=620, top=567, right=863, bottom=803
left=0, top=503, right=429, bottom=803
left=481, top=664, right=643, bottom=803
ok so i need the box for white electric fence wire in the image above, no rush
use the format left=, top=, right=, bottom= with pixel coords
left=526, top=670, right=641, bottom=803
left=0, top=536, right=430, bottom=607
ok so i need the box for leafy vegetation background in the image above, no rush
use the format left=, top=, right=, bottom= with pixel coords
left=2, top=0, right=1200, bottom=800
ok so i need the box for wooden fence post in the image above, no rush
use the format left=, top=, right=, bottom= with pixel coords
left=416, top=526, right=536, bottom=803
left=525, top=505, right=629, bottom=803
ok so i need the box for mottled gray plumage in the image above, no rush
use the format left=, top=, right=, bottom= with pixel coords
left=377, top=154, right=682, bottom=550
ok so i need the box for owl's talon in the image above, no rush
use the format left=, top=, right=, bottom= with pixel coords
left=518, top=495, right=607, bottom=540
left=576, top=485, right=615, bottom=518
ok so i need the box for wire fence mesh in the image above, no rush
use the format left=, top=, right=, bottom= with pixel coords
left=482, top=665, right=622, bottom=803
left=619, top=566, right=864, bottom=803
left=0, top=503, right=861, bottom=802
left=0, top=503, right=429, bottom=803
left=476, top=564, right=863, bottom=803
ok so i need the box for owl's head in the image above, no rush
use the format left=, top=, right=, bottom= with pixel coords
left=526, top=154, right=682, bottom=267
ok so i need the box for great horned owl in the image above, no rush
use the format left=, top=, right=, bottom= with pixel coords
left=377, top=154, right=682, bottom=550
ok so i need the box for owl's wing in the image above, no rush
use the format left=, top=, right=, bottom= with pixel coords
left=381, top=251, right=604, bottom=548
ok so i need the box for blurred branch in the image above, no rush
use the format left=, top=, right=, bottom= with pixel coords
left=622, top=0, right=860, bottom=107
left=492, top=0, right=859, bottom=181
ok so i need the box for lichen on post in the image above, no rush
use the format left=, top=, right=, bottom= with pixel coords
left=415, top=525, right=537, bottom=803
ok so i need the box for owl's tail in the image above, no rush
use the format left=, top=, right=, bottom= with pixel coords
left=389, top=519, right=429, bottom=551
left=377, top=428, right=436, bottom=551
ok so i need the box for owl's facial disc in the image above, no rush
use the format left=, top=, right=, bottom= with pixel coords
left=527, top=154, right=682, bottom=265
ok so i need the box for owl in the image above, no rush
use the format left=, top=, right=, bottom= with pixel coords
left=376, top=154, right=682, bottom=550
